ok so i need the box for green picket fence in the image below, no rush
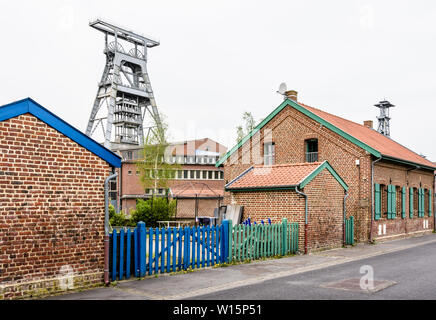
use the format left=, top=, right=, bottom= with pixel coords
left=345, top=216, right=354, bottom=245
left=229, top=219, right=299, bottom=263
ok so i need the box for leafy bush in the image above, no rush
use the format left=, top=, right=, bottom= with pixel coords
left=109, top=204, right=116, bottom=220
left=109, top=204, right=136, bottom=227
left=110, top=211, right=128, bottom=227
left=130, top=198, right=176, bottom=227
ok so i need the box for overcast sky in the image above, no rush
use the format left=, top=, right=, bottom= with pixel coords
left=1, top=0, right=435, bottom=160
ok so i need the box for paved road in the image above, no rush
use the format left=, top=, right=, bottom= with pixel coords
left=47, top=234, right=436, bottom=300
left=194, top=241, right=436, bottom=300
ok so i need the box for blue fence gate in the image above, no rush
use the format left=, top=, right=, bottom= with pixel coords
left=109, top=221, right=228, bottom=281
left=109, top=219, right=299, bottom=281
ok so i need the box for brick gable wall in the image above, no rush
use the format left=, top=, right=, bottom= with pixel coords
left=304, top=167, right=345, bottom=250
left=228, top=167, right=345, bottom=252
left=0, top=114, right=112, bottom=299
left=223, top=105, right=372, bottom=241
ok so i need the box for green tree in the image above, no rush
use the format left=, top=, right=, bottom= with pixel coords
left=236, top=111, right=256, bottom=143
left=136, top=113, right=181, bottom=198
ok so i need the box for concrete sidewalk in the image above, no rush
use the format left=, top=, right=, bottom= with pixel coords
left=46, top=233, right=436, bottom=300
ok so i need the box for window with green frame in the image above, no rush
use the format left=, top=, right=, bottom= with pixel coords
left=413, top=188, right=419, bottom=217
left=375, top=183, right=406, bottom=220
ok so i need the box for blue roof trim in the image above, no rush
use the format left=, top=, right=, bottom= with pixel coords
left=0, top=98, right=121, bottom=168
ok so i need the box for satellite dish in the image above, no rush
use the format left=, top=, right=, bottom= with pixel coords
left=277, top=82, right=287, bottom=95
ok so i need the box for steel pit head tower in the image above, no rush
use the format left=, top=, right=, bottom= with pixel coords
left=374, top=100, right=395, bottom=137
left=86, top=19, right=162, bottom=150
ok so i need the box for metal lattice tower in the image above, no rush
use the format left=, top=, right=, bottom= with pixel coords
left=86, top=19, right=162, bottom=150
left=374, top=100, right=395, bottom=137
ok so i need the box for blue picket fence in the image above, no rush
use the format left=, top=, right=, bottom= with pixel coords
left=109, top=219, right=299, bottom=282
left=109, top=221, right=228, bottom=281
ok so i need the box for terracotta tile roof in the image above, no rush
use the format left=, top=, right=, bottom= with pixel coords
left=226, top=162, right=323, bottom=190
left=216, top=99, right=436, bottom=170
left=299, top=103, right=436, bottom=169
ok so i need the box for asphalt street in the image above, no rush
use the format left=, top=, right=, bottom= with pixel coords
left=193, top=241, right=436, bottom=300
left=46, top=234, right=436, bottom=300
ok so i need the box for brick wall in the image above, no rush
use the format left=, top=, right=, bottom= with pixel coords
left=118, top=162, right=224, bottom=215
left=372, top=160, right=434, bottom=239
left=304, top=167, right=346, bottom=250
left=229, top=167, right=345, bottom=252
left=119, top=162, right=224, bottom=196
left=230, top=190, right=306, bottom=247
left=0, top=114, right=112, bottom=299
left=223, top=105, right=372, bottom=241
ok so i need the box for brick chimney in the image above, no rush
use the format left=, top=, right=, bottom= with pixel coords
left=363, top=120, right=373, bottom=129
left=285, top=90, right=298, bottom=102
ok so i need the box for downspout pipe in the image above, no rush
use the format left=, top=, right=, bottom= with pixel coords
left=295, top=186, right=308, bottom=254
left=104, top=171, right=118, bottom=286
left=370, top=155, right=382, bottom=243
left=343, top=191, right=349, bottom=246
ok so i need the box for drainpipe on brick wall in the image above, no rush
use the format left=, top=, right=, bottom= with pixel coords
left=104, top=171, right=118, bottom=285
left=295, top=186, right=308, bottom=254
left=343, top=191, right=349, bottom=246
left=370, top=155, right=382, bottom=243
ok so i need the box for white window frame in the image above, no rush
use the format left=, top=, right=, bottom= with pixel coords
left=264, top=142, right=275, bottom=166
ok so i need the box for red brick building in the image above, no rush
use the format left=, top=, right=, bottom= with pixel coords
left=217, top=90, right=435, bottom=249
left=225, top=161, right=348, bottom=252
left=0, top=98, right=121, bottom=299
left=115, top=138, right=227, bottom=220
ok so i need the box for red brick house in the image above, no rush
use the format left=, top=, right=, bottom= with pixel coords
left=217, top=90, right=435, bottom=249
left=0, top=98, right=121, bottom=299
left=114, top=138, right=227, bottom=220
left=225, top=161, right=348, bottom=252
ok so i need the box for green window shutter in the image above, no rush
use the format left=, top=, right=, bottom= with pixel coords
left=429, top=190, right=432, bottom=217
left=421, top=188, right=424, bottom=217
left=423, top=189, right=426, bottom=217
left=421, top=188, right=424, bottom=218
left=418, top=188, right=423, bottom=218
left=386, top=185, right=390, bottom=219
left=401, top=186, right=406, bottom=219
left=409, top=187, right=414, bottom=219
left=387, top=185, right=392, bottom=219
left=392, top=186, right=396, bottom=218
left=422, top=189, right=425, bottom=217
left=374, top=183, right=381, bottom=221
